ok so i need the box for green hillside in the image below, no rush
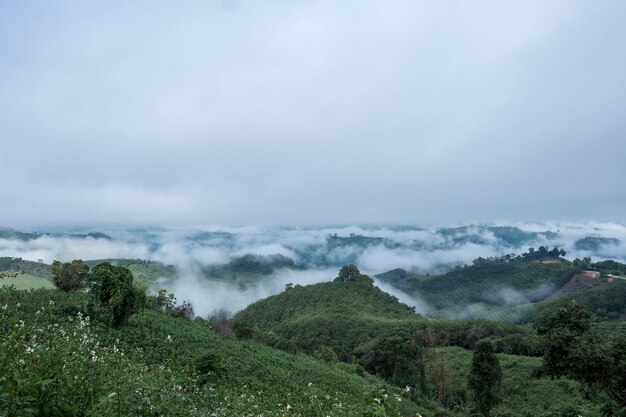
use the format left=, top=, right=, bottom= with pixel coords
left=233, top=278, right=423, bottom=361
left=517, top=279, right=626, bottom=323
left=0, top=257, right=53, bottom=280
left=440, top=346, right=601, bottom=416
left=0, top=272, right=55, bottom=290
left=0, top=287, right=444, bottom=417
left=376, top=258, right=578, bottom=311
left=232, top=268, right=605, bottom=416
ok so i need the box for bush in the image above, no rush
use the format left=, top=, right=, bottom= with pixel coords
left=89, top=263, right=146, bottom=327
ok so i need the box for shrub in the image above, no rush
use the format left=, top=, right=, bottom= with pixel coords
left=89, top=262, right=146, bottom=327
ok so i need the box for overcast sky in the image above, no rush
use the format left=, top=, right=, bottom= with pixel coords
left=1, top=1, right=625, bottom=228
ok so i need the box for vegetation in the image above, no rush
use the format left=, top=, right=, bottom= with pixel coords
left=534, top=303, right=626, bottom=412
left=575, top=236, right=620, bottom=251
left=334, top=264, right=375, bottom=285
left=518, top=279, right=626, bottom=323
left=0, top=257, right=52, bottom=280
left=0, top=273, right=54, bottom=290
left=468, top=340, right=502, bottom=416
left=3, top=247, right=626, bottom=417
left=232, top=275, right=421, bottom=361
left=0, top=287, right=438, bottom=417
left=89, top=263, right=147, bottom=327
left=51, top=260, right=90, bottom=292
left=377, top=250, right=577, bottom=313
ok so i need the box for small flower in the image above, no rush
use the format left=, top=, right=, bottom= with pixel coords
left=167, top=335, right=172, bottom=342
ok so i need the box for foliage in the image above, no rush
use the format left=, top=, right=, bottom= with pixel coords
left=334, top=264, right=374, bottom=285
left=441, top=346, right=601, bottom=417
left=314, top=346, right=339, bottom=363
left=519, top=279, right=626, bottom=323
left=0, top=257, right=52, bottom=279
left=575, top=236, right=620, bottom=252
left=233, top=276, right=420, bottom=360
left=534, top=303, right=626, bottom=412
left=89, top=262, right=146, bottom=327
left=534, top=301, right=593, bottom=379
left=468, top=340, right=502, bottom=416
left=376, top=255, right=577, bottom=311
left=51, top=259, right=90, bottom=292
left=0, top=287, right=434, bottom=417
left=354, top=335, right=424, bottom=387
left=207, top=309, right=234, bottom=336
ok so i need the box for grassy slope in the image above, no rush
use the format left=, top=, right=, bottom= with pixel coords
left=0, top=272, right=55, bottom=290
left=0, top=288, right=447, bottom=417
left=441, top=346, right=601, bottom=417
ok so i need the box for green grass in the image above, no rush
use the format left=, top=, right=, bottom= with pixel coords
left=440, top=346, right=601, bottom=417
left=0, top=272, right=54, bottom=290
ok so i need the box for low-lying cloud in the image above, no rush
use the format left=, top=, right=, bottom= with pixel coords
left=1, top=222, right=625, bottom=315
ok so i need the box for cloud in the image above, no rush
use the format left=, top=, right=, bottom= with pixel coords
left=0, top=235, right=151, bottom=264
left=0, top=2, right=625, bottom=226
left=2, top=221, right=626, bottom=315
left=169, top=267, right=337, bottom=317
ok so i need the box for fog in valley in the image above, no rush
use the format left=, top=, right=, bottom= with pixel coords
left=2, top=221, right=625, bottom=316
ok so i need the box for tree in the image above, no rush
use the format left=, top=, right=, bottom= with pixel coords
left=534, top=303, right=626, bottom=410
left=89, top=262, right=145, bottom=327
left=354, top=335, right=424, bottom=388
left=51, top=259, right=89, bottom=292
left=334, top=264, right=374, bottom=285
left=534, top=302, right=593, bottom=379
left=468, top=339, right=502, bottom=417
left=573, top=257, right=593, bottom=270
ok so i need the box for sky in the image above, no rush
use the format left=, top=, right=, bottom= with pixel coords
left=1, top=1, right=625, bottom=228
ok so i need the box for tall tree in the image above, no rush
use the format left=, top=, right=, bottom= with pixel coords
left=468, top=339, right=502, bottom=417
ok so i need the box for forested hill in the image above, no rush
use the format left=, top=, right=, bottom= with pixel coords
left=376, top=255, right=578, bottom=310
left=233, top=270, right=423, bottom=361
